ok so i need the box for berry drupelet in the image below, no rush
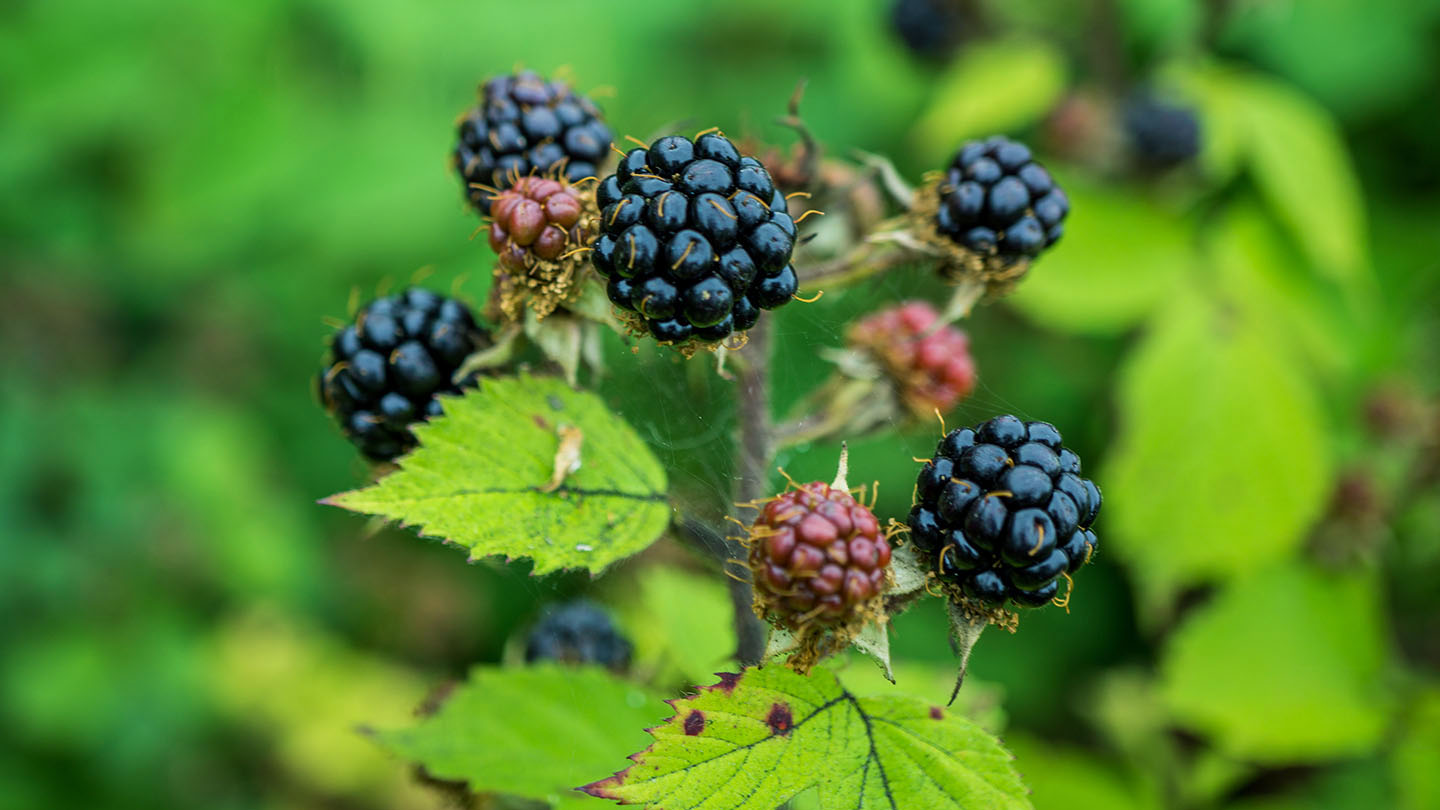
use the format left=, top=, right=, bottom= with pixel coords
left=317, top=288, right=488, bottom=462
left=524, top=600, right=633, bottom=673
left=749, top=481, right=891, bottom=630
left=847, top=300, right=977, bottom=417
left=453, top=71, right=613, bottom=215
left=907, top=415, right=1101, bottom=610
left=484, top=175, right=598, bottom=319
left=590, top=131, right=802, bottom=348
left=934, top=135, right=1067, bottom=263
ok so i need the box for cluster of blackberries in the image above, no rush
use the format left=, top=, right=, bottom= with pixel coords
left=907, top=415, right=1100, bottom=608
left=317, top=289, right=486, bottom=461
left=524, top=600, right=633, bottom=672
left=936, top=136, right=1067, bottom=260
left=750, top=482, right=890, bottom=629
left=453, top=72, right=613, bottom=214
left=591, top=132, right=800, bottom=345
left=1123, top=94, right=1201, bottom=168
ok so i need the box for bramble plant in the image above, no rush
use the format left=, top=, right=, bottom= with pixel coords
left=316, top=68, right=1094, bottom=809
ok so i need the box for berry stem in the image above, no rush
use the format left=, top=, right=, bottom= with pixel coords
left=729, top=316, right=776, bottom=666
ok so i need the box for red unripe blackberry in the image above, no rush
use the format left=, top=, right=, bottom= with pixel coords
left=748, top=482, right=890, bottom=630
left=487, top=176, right=591, bottom=273
left=847, top=300, right=977, bottom=417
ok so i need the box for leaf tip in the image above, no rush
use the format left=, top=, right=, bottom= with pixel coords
left=578, top=768, right=629, bottom=801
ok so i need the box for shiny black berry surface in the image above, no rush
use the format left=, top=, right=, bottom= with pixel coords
left=907, top=414, right=1101, bottom=609
left=453, top=71, right=613, bottom=214
left=1123, top=94, right=1201, bottom=168
left=317, top=288, right=486, bottom=461
left=591, top=132, right=798, bottom=344
left=935, top=135, right=1066, bottom=260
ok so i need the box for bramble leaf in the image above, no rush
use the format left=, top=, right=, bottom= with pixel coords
left=372, top=665, right=667, bottom=808
left=1104, top=290, right=1331, bottom=606
left=1160, top=565, right=1392, bottom=763
left=582, top=666, right=1031, bottom=810
left=324, top=374, right=670, bottom=576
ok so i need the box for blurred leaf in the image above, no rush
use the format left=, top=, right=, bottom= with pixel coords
left=1105, top=290, right=1332, bottom=599
left=1004, top=734, right=1161, bottom=810
left=325, top=375, right=671, bottom=576
left=375, top=664, right=664, bottom=808
left=1007, top=180, right=1192, bottom=334
left=582, top=666, right=1031, bottom=810
left=619, top=566, right=736, bottom=687
left=912, top=38, right=1068, bottom=165
left=208, top=611, right=432, bottom=802
left=1160, top=565, right=1391, bottom=762
left=1394, top=688, right=1440, bottom=810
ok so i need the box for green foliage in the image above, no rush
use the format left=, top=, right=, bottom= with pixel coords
left=375, top=664, right=666, bottom=808
left=583, top=666, right=1032, bottom=810
left=617, top=566, right=737, bottom=687
left=1160, top=565, right=1391, bottom=762
left=912, top=38, right=1068, bottom=165
left=1008, top=180, right=1192, bottom=334
left=1104, top=290, right=1332, bottom=603
left=325, top=375, right=670, bottom=576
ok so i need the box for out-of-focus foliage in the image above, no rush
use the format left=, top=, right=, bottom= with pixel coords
left=3, top=0, right=1439, bottom=808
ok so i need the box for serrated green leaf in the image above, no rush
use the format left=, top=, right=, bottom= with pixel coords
left=1007, top=180, right=1192, bottom=334
left=374, top=665, right=667, bottom=807
left=1104, top=291, right=1332, bottom=600
left=1160, top=565, right=1391, bottom=763
left=912, top=38, right=1067, bottom=166
left=582, top=666, right=1031, bottom=810
left=325, top=375, right=670, bottom=576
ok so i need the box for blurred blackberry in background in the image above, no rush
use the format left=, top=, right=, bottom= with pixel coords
left=317, top=288, right=487, bottom=462
left=907, top=415, right=1101, bottom=609
left=1123, top=94, right=1201, bottom=168
left=591, top=131, right=802, bottom=347
left=524, top=600, right=632, bottom=672
left=890, top=0, right=968, bottom=60
left=453, top=71, right=613, bottom=214
left=935, top=136, right=1067, bottom=261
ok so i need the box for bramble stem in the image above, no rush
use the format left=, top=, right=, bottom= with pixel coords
left=729, top=317, right=774, bottom=666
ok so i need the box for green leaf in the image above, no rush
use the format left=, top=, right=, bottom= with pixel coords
left=1007, top=180, right=1193, bottom=334
left=325, top=374, right=670, bottom=576
left=373, top=664, right=668, bottom=807
left=1160, top=565, right=1391, bottom=763
left=582, top=666, right=1032, bottom=810
left=617, top=566, right=736, bottom=687
left=912, top=38, right=1067, bottom=166
left=1393, top=687, right=1440, bottom=810
left=1004, top=734, right=1162, bottom=810
left=1104, top=290, right=1332, bottom=601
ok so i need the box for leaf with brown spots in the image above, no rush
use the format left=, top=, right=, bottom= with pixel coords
left=323, top=374, right=669, bottom=576
left=581, top=666, right=1031, bottom=810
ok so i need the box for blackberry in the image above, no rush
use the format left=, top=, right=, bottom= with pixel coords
left=749, top=481, right=891, bottom=631
left=890, top=0, right=968, bottom=60
left=524, top=600, right=632, bottom=673
left=1123, top=94, right=1201, bottom=168
left=591, top=131, right=801, bottom=348
left=932, top=136, right=1066, bottom=263
left=907, top=415, right=1100, bottom=610
left=484, top=175, right=598, bottom=318
left=453, top=71, right=613, bottom=215
left=317, top=288, right=488, bottom=461
left=847, top=300, right=977, bottom=417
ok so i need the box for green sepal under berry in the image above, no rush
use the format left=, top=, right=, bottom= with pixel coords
left=581, top=665, right=1032, bottom=810
left=323, top=374, right=669, bottom=576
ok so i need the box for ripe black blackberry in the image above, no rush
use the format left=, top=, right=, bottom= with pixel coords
left=933, top=136, right=1066, bottom=263
left=890, top=0, right=967, bottom=60
left=590, top=131, right=801, bottom=348
left=453, top=71, right=613, bottom=215
left=524, top=600, right=632, bottom=672
left=1123, top=94, right=1201, bottom=168
left=907, top=415, right=1101, bottom=610
left=317, top=288, right=488, bottom=462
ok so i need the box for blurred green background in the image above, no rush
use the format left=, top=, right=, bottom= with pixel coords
left=3, top=0, right=1439, bottom=808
